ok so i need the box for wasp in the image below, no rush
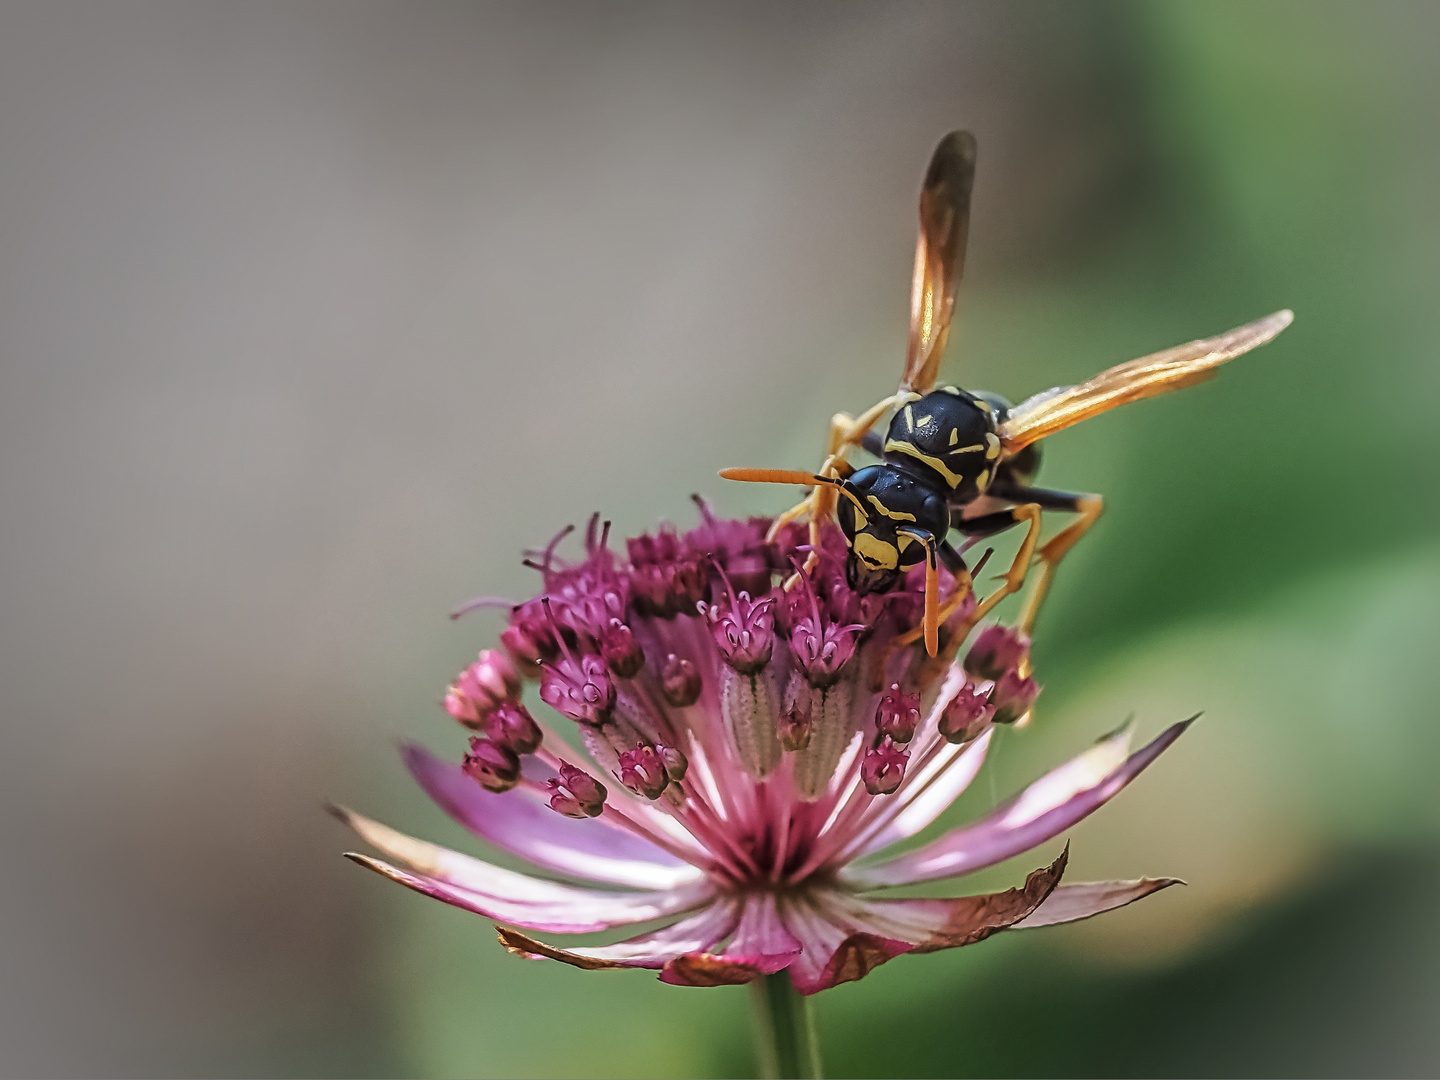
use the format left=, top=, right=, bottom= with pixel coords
left=723, top=131, right=1292, bottom=658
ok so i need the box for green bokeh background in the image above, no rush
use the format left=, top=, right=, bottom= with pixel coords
left=1, top=2, right=1436, bottom=1077
left=385, top=5, right=1440, bottom=1077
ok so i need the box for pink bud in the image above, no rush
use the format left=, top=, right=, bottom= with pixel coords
left=443, top=683, right=484, bottom=729
left=656, top=743, right=689, bottom=783
left=939, top=680, right=994, bottom=744
left=473, top=648, right=521, bottom=699
left=861, top=736, right=909, bottom=796
left=500, top=623, right=548, bottom=669
left=547, top=762, right=607, bottom=818
left=660, top=654, right=701, bottom=708
left=779, top=702, right=812, bottom=752
left=600, top=618, right=645, bottom=678
left=875, top=683, right=921, bottom=744
left=462, top=738, right=520, bottom=793
left=617, top=744, right=669, bottom=800
left=483, top=701, right=542, bottom=755
left=991, top=669, right=1040, bottom=725
left=964, top=624, right=1031, bottom=681
left=699, top=574, right=776, bottom=675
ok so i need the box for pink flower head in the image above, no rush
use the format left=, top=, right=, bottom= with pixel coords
left=875, top=683, right=921, bottom=744
left=659, top=654, right=701, bottom=708
left=484, top=701, right=542, bottom=755
left=861, top=735, right=909, bottom=796
left=339, top=510, right=1190, bottom=996
left=462, top=737, right=520, bottom=794
left=786, top=557, right=865, bottom=689
left=536, top=599, right=615, bottom=726
left=939, top=678, right=994, bottom=744
left=547, top=763, right=607, bottom=819
left=992, top=669, right=1042, bottom=725
left=964, top=624, right=1031, bottom=681
left=698, top=563, right=776, bottom=675
left=617, top=744, right=670, bottom=800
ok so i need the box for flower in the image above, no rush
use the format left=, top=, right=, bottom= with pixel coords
left=336, top=507, right=1187, bottom=995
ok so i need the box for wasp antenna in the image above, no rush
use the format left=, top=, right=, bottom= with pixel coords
left=719, top=468, right=836, bottom=487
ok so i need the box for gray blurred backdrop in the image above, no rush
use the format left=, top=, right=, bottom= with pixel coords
left=2, top=2, right=1437, bottom=1077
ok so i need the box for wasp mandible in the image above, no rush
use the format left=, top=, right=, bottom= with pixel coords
left=722, top=131, right=1292, bottom=659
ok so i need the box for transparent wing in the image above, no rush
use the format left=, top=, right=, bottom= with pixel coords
left=997, top=310, right=1293, bottom=453
left=899, top=131, right=976, bottom=395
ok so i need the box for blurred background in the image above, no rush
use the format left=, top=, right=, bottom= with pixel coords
left=1, top=1, right=1436, bottom=1076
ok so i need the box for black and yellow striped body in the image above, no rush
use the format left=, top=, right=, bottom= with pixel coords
left=882, top=386, right=1002, bottom=502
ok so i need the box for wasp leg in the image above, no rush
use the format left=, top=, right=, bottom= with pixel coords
left=895, top=503, right=1042, bottom=651
left=859, top=428, right=885, bottom=457
left=985, top=481, right=1104, bottom=636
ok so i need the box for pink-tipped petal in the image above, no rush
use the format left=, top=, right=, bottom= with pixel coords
left=346, top=851, right=709, bottom=932
left=723, top=892, right=803, bottom=973
left=403, top=744, right=701, bottom=889
left=1011, top=877, right=1183, bottom=929
left=496, top=900, right=740, bottom=970
left=838, top=849, right=1066, bottom=951
left=779, top=895, right=912, bottom=996
left=337, top=805, right=710, bottom=930
left=848, top=719, right=1191, bottom=887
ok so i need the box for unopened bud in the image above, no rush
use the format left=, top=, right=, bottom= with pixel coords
left=617, top=744, right=670, bottom=800
left=939, top=680, right=994, bottom=743
left=547, top=762, right=606, bottom=818
left=443, top=683, right=485, bottom=729
left=874, top=683, right=921, bottom=744
left=484, top=701, right=542, bottom=755
left=500, top=623, right=546, bottom=670
left=861, top=736, right=909, bottom=796
left=472, top=649, right=521, bottom=700
left=600, top=618, right=645, bottom=679
left=660, top=654, right=702, bottom=708
left=991, top=669, right=1040, bottom=725
left=656, top=744, right=689, bottom=783
left=462, top=738, right=520, bottom=793
left=778, top=702, right=812, bottom=752
left=964, top=624, right=1030, bottom=681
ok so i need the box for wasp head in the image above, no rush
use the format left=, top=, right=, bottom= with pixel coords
left=833, top=465, right=949, bottom=595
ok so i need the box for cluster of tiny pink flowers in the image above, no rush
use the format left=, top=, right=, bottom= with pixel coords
left=432, top=501, right=1028, bottom=875
left=341, top=498, right=1187, bottom=994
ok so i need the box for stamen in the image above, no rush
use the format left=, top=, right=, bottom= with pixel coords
left=660, top=654, right=702, bottom=708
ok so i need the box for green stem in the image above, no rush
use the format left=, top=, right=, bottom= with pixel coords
left=750, top=971, right=823, bottom=1079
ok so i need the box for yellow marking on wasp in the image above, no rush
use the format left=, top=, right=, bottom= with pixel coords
left=903, top=405, right=915, bottom=432
left=985, top=433, right=1000, bottom=460
left=976, top=468, right=990, bottom=490
left=867, top=494, right=916, bottom=522
left=942, top=385, right=960, bottom=395
left=854, top=532, right=900, bottom=570
left=897, top=533, right=914, bottom=553
left=949, top=443, right=984, bottom=456
left=973, top=397, right=993, bottom=413
left=884, top=439, right=965, bottom=488
left=949, top=429, right=958, bottom=446
left=916, top=414, right=933, bottom=428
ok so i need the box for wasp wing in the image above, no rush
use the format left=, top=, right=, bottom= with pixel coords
left=997, top=310, right=1293, bottom=453
left=899, top=131, right=977, bottom=395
